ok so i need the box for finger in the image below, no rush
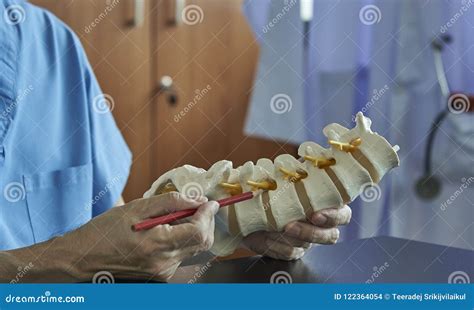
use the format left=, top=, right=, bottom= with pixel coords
left=310, top=205, right=352, bottom=228
left=264, top=238, right=306, bottom=261
left=173, top=192, right=209, bottom=210
left=147, top=222, right=192, bottom=250
left=138, top=192, right=209, bottom=218
left=170, top=201, right=219, bottom=255
left=191, top=200, right=219, bottom=229
left=148, top=201, right=218, bottom=254
left=284, top=221, right=340, bottom=244
left=264, top=248, right=305, bottom=261
left=243, top=232, right=305, bottom=260
left=170, top=194, right=214, bottom=225
left=148, top=223, right=205, bottom=258
left=151, top=261, right=181, bottom=283
left=265, top=232, right=311, bottom=248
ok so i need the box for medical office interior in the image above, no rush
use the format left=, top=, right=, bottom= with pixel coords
left=2, top=0, right=473, bottom=283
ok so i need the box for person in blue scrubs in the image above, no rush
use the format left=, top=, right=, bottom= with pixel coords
left=0, top=0, right=352, bottom=282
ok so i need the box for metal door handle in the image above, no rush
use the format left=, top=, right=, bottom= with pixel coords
left=159, top=76, right=178, bottom=106
left=128, top=0, right=145, bottom=27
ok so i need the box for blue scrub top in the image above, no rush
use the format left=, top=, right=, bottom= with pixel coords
left=0, top=0, right=132, bottom=250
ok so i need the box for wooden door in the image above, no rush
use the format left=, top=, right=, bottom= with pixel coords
left=30, top=0, right=155, bottom=201
left=152, top=0, right=297, bottom=179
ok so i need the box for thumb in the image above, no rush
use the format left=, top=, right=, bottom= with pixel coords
left=137, top=192, right=208, bottom=218
left=189, top=201, right=219, bottom=247
left=191, top=200, right=219, bottom=227
left=150, top=201, right=219, bottom=257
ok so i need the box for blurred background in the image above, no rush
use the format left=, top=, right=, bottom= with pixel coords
left=31, top=0, right=473, bottom=250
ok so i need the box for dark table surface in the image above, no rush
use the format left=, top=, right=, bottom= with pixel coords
left=169, top=236, right=474, bottom=283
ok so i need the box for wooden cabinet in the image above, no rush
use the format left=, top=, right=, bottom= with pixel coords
left=152, top=0, right=296, bottom=178
left=30, top=0, right=296, bottom=201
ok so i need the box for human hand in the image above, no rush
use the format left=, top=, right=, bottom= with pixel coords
left=64, top=192, right=218, bottom=282
left=242, top=205, right=352, bottom=261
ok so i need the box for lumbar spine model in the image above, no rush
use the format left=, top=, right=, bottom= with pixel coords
left=143, top=112, right=400, bottom=256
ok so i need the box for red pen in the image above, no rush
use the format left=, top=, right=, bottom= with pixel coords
left=132, top=191, right=257, bottom=232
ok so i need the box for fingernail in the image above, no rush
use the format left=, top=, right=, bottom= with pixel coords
left=295, top=248, right=305, bottom=259
left=208, top=201, right=219, bottom=214
left=196, top=195, right=209, bottom=203
left=312, top=213, right=327, bottom=226
left=285, top=223, right=300, bottom=237
left=333, top=229, right=340, bottom=243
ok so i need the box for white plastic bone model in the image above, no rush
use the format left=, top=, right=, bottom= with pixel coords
left=143, top=112, right=400, bottom=256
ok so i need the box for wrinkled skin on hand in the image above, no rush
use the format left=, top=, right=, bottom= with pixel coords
left=243, top=205, right=352, bottom=260
left=69, top=192, right=219, bottom=282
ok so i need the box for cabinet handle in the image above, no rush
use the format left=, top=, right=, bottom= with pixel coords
left=174, top=0, right=185, bottom=26
left=129, top=0, right=145, bottom=27
left=159, top=76, right=178, bottom=106
left=165, top=0, right=185, bottom=26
